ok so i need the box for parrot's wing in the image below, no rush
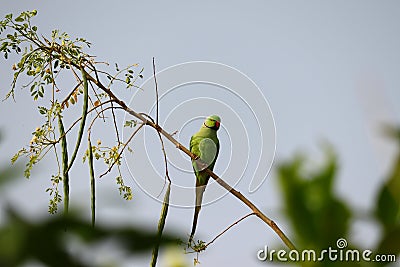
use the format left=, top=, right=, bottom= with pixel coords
left=197, top=137, right=218, bottom=173
left=200, top=137, right=218, bottom=165
left=190, top=135, right=201, bottom=172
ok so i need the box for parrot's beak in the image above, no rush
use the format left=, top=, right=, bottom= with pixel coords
left=215, top=121, right=220, bottom=129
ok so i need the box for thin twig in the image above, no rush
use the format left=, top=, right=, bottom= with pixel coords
left=152, top=57, right=159, bottom=125
left=156, top=130, right=171, bottom=196
left=41, top=99, right=117, bottom=146
left=87, top=106, right=124, bottom=132
left=204, top=169, right=296, bottom=250
left=88, top=80, right=106, bottom=122
left=61, top=81, right=82, bottom=107
left=111, top=101, right=120, bottom=144
left=98, top=123, right=145, bottom=179
left=105, top=63, right=138, bottom=88
left=170, top=130, right=179, bottom=137
left=88, top=63, right=107, bottom=121
left=205, top=213, right=255, bottom=248
left=141, top=113, right=171, bottom=184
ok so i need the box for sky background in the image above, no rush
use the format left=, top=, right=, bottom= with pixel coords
left=1, top=1, right=400, bottom=266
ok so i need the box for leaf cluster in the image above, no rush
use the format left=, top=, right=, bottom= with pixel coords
left=0, top=10, right=91, bottom=100
left=2, top=10, right=142, bottom=215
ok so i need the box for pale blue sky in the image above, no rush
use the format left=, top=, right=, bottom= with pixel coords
left=1, top=1, right=400, bottom=266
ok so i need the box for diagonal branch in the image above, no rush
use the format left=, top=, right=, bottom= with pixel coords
left=34, top=43, right=296, bottom=249
left=79, top=66, right=297, bottom=251
left=204, top=169, right=296, bottom=250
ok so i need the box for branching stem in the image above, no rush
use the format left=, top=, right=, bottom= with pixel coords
left=2, top=19, right=296, bottom=251
left=79, top=67, right=297, bottom=250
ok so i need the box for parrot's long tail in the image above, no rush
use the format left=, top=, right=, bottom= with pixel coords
left=189, top=185, right=206, bottom=244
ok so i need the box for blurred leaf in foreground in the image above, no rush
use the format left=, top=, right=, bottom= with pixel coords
left=0, top=207, right=181, bottom=267
left=277, top=145, right=351, bottom=250
left=375, top=126, right=400, bottom=256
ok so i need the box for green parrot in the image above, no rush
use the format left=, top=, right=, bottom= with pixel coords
left=189, top=115, right=221, bottom=243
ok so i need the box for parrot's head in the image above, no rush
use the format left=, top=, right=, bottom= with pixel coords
left=203, top=115, right=221, bottom=131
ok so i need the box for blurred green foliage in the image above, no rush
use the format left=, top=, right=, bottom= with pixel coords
left=0, top=208, right=180, bottom=267
left=277, top=130, right=400, bottom=266
left=1, top=126, right=400, bottom=266
left=0, top=133, right=182, bottom=267
left=374, top=127, right=400, bottom=258
left=278, top=146, right=350, bottom=250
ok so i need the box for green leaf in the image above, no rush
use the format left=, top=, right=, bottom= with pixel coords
left=277, top=148, right=351, bottom=248
left=15, top=16, right=24, bottom=22
left=0, top=42, right=8, bottom=51
left=11, top=148, right=27, bottom=164
left=124, top=120, right=137, bottom=128
left=38, top=87, right=44, bottom=97
left=38, top=106, right=47, bottom=115
left=376, top=185, right=399, bottom=229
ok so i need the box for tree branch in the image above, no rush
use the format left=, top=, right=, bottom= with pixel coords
left=1, top=16, right=296, bottom=250
left=98, top=122, right=145, bottom=179
left=204, top=168, right=296, bottom=250
left=205, top=212, right=255, bottom=249
left=79, top=66, right=297, bottom=250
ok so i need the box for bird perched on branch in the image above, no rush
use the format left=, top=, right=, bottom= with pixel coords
left=189, top=115, right=221, bottom=244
